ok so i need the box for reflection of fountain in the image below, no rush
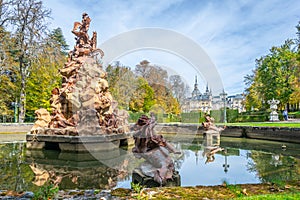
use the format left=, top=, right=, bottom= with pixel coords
left=267, top=98, right=280, bottom=121
left=131, top=114, right=181, bottom=187
left=202, top=114, right=225, bottom=164
left=26, top=148, right=130, bottom=189
left=27, top=13, right=131, bottom=152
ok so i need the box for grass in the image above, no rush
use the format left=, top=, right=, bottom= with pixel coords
left=234, top=192, right=300, bottom=200
left=111, top=182, right=300, bottom=199
left=218, top=122, right=300, bottom=128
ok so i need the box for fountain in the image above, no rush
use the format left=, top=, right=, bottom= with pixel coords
left=202, top=114, right=225, bottom=164
left=26, top=13, right=131, bottom=152
left=131, top=114, right=181, bottom=187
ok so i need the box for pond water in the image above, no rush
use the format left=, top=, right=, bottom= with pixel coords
left=0, top=134, right=299, bottom=192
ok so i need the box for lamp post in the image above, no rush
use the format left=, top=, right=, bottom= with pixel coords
left=220, top=90, right=227, bottom=123
left=11, top=99, right=19, bottom=123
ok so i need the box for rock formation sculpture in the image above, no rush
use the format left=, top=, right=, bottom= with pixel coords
left=30, top=13, right=129, bottom=135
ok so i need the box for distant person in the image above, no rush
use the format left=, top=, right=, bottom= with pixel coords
left=283, top=110, right=288, bottom=121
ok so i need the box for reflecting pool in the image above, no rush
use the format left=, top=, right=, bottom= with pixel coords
left=0, top=134, right=299, bottom=192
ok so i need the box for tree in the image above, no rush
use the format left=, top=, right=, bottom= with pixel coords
left=295, top=21, right=300, bottom=52
left=25, top=40, right=66, bottom=118
left=0, top=26, right=19, bottom=116
left=169, top=75, right=189, bottom=107
left=134, top=60, right=181, bottom=114
left=244, top=40, right=297, bottom=110
left=106, top=63, right=138, bottom=109
left=244, top=73, right=262, bottom=110
left=0, top=0, right=14, bottom=27
left=135, top=60, right=168, bottom=88
left=9, top=0, right=51, bottom=122
left=291, top=21, right=300, bottom=110
left=129, top=77, right=155, bottom=113
left=48, top=27, right=69, bottom=55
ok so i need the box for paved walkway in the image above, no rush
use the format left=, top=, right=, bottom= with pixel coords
left=0, top=123, right=33, bottom=133
left=277, top=118, right=300, bottom=123
left=0, top=133, right=26, bottom=143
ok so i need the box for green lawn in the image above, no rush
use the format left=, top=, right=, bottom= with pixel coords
left=218, top=122, right=300, bottom=128
left=235, top=192, right=300, bottom=200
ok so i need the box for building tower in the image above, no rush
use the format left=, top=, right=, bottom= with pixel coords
left=191, top=76, right=201, bottom=98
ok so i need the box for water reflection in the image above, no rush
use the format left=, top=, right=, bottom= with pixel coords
left=25, top=148, right=132, bottom=190
left=0, top=135, right=300, bottom=192
left=202, top=131, right=223, bottom=164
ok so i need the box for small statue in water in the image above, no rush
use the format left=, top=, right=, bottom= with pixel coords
left=202, top=114, right=226, bottom=133
left=132, top=113, right=180, bottom=186
left=202, top=114, right=225, bottom=163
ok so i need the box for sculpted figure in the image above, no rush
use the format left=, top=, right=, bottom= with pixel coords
left=72, top=13, right=91, bottom=42
left=132, top=114, right=180, bottom=185
left=202, top=114, right=225, bottom=163
left=30, top=108, right=51, bottom=133
left=202, top=114, right=225, bottom=132
left=50, top=88, right=62, bottom=113
left=49, top=110, right=75, bottom=129
left=30, top=13, right=129, bottom=136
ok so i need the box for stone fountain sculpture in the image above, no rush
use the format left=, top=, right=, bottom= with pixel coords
left=28, top=13, right=130, bottom=151
left=202, top=114, right=225, bottom=134
left=131, top=114, right=180, bottom=187
left=267, top=98, right=280, bottom=121
left=202, top=114, right=224, bottom=164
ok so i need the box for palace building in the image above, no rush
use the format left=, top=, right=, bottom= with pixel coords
left=182, top=76, right=245, bottom=113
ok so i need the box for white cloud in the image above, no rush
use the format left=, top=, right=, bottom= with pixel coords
left=43, top=0, right=300, bottom=95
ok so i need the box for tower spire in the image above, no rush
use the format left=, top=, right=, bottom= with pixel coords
left=192, top=75, right=201, bottom=97
left=194, top=76, right=198, bottom=89
left=206, top=82, right=209, bottom=92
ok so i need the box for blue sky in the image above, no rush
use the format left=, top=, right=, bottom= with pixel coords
left=43, top=0, right=300, bottom=95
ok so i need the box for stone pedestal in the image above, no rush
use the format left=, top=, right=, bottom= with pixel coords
left=132, top=168, right=180, bottom=188
left=26, top=132, right=133, bottom=152
left=269, top=111, right=279, bottom=121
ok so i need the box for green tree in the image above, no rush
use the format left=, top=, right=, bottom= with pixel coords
left=106, top=63, right=138, bottom=109
left=25, top=52, right=64, bottom=118
left=25, top=26, right=68, bottom=117
left=290, top=21, right=300, bottom=109
left=48, top=27, right=69, bottom=55
left=0, top=26, right=19, bottom=116
left=244, top=73, right=262, bottom=111
left=245, top=40, right=297, bottom=110
left=135, top=60, right=181, bottom=114
left=9, top=0, right=51, bottom=122
left=129, top=77, right=155, bottom=113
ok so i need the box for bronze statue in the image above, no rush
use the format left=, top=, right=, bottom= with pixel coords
left=132, top=114, right=180, bottom=185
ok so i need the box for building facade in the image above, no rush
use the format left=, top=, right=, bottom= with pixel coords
left=182, top=76, right=245, bottom=113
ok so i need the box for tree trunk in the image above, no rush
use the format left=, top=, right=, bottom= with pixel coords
left=18, top=75, right=26, bottom=123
